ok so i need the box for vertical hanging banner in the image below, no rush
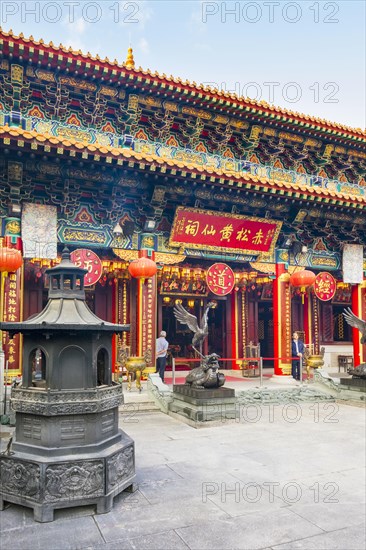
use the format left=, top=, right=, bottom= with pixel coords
left=22, top=203, right=57, bottom=259
left=141, top=277, right=156, bottom=372
left=343, top=244, right=364, bottom=284
left=2, top=271, right=22, bottom=378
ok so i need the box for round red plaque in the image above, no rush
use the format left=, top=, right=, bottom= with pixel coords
left=70, top=249, right=103, bottom=287
left=314, top=272, right=336, bottom=301
left=206, top=263, right=235, bottom=296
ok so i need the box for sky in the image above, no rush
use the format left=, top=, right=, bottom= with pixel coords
left=1, top=0, right=365, bottom=128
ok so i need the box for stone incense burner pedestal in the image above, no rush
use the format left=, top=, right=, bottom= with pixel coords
left=0, top=249, right=135, bottom=522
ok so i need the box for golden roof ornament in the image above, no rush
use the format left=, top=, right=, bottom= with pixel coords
left=125, top=47, right=135, bottom=69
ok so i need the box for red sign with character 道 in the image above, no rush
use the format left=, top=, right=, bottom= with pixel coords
left=206, top=263, right=235, bottom=296
left=314, top=272, right=336, bottom=301
left=169, top=207, right=282, bottom=255
left=70, top=249, right=103, bottom=286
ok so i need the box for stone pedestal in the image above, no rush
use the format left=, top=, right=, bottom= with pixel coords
left=0, top=349, right=4, bottom=416
left=339, top=377, right=366, bottom=392
left=0, top=384, right=136, bottom=522
left=0, top=249, right=134, bottom=522
left=0, top=434, right=136, bottom=523
left=169, top=385, right=236, bottom=425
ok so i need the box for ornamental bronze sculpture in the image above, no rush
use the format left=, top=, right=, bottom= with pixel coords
left=173, top=302, right=226, bottom=389
left=185, top=353, right=225, bottom=389
left=343, top=308, right=366, bottom=344
left=173, top=301, right=215, bottom=357
left=0, top=248, right=135, bottom=522
left=343, top=308, right=366, bottom=379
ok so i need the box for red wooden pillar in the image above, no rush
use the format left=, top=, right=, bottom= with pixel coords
left=1, top=233, right=23, bottom=381
left=2, top=268, right=23, bottom=381
left=361, top=283, right=366, bottom=365
left=303, top=294, right=310, bottom=344
left=273, top=261, right=291, bottom=375
left=111, top=278, right=117, bottom=378
left=352, top=282, right=366, bottom=366
left=240, top=288, right=247, bottom=360
left=135, top=250, right=157, bottom=373
left=231, top=290, right=240, bottom=369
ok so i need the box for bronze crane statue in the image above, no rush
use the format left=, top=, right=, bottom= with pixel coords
left=173, top=302, right=215, bottom=357
left=343, top=307, right=366, bottom=344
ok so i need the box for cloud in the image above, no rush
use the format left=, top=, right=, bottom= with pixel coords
left=61, top=16, right=87, bottom=52
left=138, top=37, right=149, bottom=54
left=189, top=0, right=208, bottom=35
left=116, top=0, right=153, bottom=30
left=73, top=17, right=86, bottom=34
left=193, top=42, right=211, bottom=52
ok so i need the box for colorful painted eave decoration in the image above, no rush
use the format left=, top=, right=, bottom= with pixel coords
left=169, top=207, right=282, bottom=256
left=1, top=27, right=365, bottom=141
left=1, top=124, right=365, bottom=207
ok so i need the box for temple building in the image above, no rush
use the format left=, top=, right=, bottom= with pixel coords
left=0, top=28, right=365, bottom=380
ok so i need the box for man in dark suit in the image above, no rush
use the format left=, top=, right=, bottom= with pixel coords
left=291, top=331, right=305, bottom=381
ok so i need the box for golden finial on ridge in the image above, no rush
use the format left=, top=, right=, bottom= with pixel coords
left=125, top=47, right=135, bottom=69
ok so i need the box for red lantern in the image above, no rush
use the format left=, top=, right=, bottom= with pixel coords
left=0, top=247, right=23, bottom=273
left=290, top=270, right=316, bottom=303
left=128, top=256, right=157, bottom=279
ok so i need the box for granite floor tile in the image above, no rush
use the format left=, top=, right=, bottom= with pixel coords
left=0, top=401, right=364, bottom=550
left=81, top=540, right=134, bottom=550
left=0, top=516, right=104, bottom=550
left=128, top=529, right=190, bottom=549
left=94, top=496, right=228, bottom=542
left=283, top=499, right=366, bottom=532
left=176, top=508, right=323, bottom=550
left=0, top=502, right=35, bottom=532
left=271, top=523, right=366, bottom=549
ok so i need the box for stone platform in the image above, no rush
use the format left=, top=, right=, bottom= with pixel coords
left=339, top=377, right=366, bottom=392
left=0, top=430, right=136, bottom=523
left=168, top=384, right=236, bottom=425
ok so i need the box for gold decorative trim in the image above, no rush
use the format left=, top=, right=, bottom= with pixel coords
left=169, top=206, right=283, bottom=257
left=0, top=124, right=365, bottom=204
left=0, top=28, right=364, bottom=137
left=112, top=249, right=186, bottom=264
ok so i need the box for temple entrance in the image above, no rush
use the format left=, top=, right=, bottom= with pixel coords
left=207, top=299, right=225, bottom=358
left=258, top=302, right=274, bottom=367
left=160, top=298, right=227, bottom=368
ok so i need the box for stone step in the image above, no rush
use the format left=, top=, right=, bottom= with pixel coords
left=119, top=401, right=160, bottom=413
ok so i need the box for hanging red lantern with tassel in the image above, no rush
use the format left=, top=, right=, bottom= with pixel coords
left=128, top=255, right=157, bottom=280
left=290, top=270, right=316, bottom=303
left=0, top=247, right=23, bottom=273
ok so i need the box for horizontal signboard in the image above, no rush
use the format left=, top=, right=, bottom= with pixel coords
left=169, top=207, right=282, bottom=255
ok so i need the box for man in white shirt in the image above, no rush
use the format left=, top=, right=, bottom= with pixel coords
left=156, top=331, right=169, bottom=382
left=291, top=331, right=304, bottom=381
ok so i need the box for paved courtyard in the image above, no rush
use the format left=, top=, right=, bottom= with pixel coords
left=1, top=388, right=365, bottom=550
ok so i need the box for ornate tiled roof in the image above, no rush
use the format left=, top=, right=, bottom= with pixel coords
left=1, top=27, right=365, bottom=140
left=1, top=123, right=364, bottom=206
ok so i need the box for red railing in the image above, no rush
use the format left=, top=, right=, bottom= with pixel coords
left=170, top=356, right=304, bottom=386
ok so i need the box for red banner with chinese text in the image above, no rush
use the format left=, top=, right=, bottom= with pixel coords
left=169, top=207, right=282, bottom=255
left=141, top=277, right=156, bottom=369
left=2, top=270, right=22, bottom=376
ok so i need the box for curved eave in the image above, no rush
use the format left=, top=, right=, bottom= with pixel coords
left=0, top=27, right=365, bottom=140
left=0, top=323, right=130, bottom=336
left=1, top=124, right=365, bottom=208
left=0, top=298, right=129, bottom=334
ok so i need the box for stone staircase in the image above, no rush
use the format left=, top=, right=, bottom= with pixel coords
left=120, top=384, right=161, bottom=414
left=119, top=401, right=160, bottom=414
